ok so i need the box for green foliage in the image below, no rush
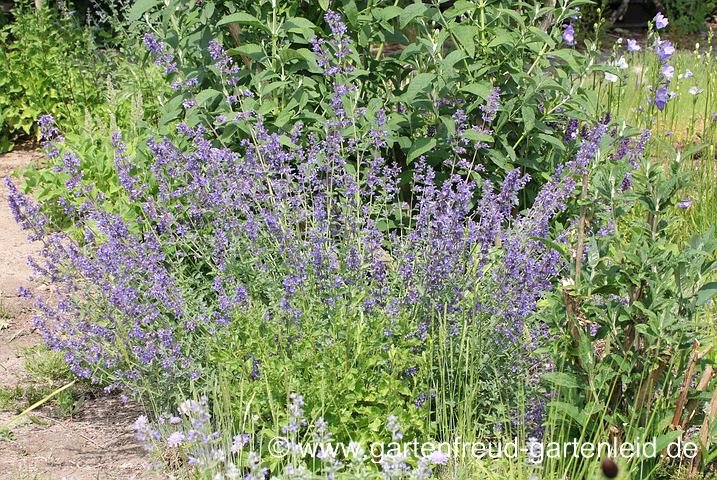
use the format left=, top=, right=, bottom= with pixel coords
left=0, top=347, right=79, bottom=418
left=133, top=0, right=606, bottom=200
left=20, top=120, right=148, bottom=232
left=543, top=153, right=717, bottom=478
left=0, top=2, right=166, bottom=152
left=0, top=4, right=105, bottom=150
left=663, top=0, right=716, bottom=34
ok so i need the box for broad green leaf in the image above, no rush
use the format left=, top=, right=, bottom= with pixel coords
left=461, top=82, right=492, bottom=100
left=217, top=12, right=266, bottom=30
left=406, top=137, right=436, bottom=164
left=401, top=73, right=435, bottom=102
left=542, top=372, right=580, bottom=389
left=696, top=282, right=717, bottom=306
left=128, top=0, right=160, bottom=22
left=196, top=89, right=222, bottom=106
left=399, top=3, right=428, bottom=28
left=452, top=25, right=475, bottom=58
left=654, top=430, right=683, bottom=452
left=521, top=105, right=535, bottom=132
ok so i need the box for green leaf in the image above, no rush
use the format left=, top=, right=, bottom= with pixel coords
left=530, top=236, right=570, bottom=261
left=696, top=282, right=717, bottom=306
left=461, top=82, right=492, bottom=100
left=128, top=0, right=160, bottom=22
left=399, top=3, right=428, bottom=28
left=375, top=6, right=403, bottom=22
left=542, top=372, right=580, bottom=389
left=654, top=430, right=683, bottom=452
left=195, top=89, right=222, bottom=106
left=282, top=17, right=318, bottom=35
left=521, top=105, right=535, bottom=132
left=548, top=401, right=585, bottom=426
left=229, top=44, right=264, bottom=61
left=401, top=73, right=435, bottom=102
left=217, top=12, right=266, bottom=30
left=406, top=137, right=436, bottom=164
left=452, top=25, right=475, bottom=57
left=550, top=49, right=581, bottom=71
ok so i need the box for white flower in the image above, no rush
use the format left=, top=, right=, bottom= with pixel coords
left=615, top=57, right=629, bottom=69
left=679, top=69, right=694, bottom=79
left=689, top=86, right=703, bottom=95
left=604, top=72, right=619, bottom=83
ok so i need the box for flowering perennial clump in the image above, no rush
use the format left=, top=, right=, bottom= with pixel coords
left=5, top=13, right=653, bottom=467
left=3, top=12, right=605, bottom=403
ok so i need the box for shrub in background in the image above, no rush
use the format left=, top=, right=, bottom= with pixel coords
left=0, top=3, right=105, bottom=151
left=0, top=1, right=166, bottom=152
left=128, top=0, right=610, bottom=203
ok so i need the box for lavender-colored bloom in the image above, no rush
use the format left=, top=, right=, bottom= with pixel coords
left=231, top=433, right=250, bottom=453
left=678, top=197, right=692, bottom=209
left=167, top=431, right=184, bottom=447
left=425, top=451, right=450, bottom=465
left=627, top=39, right=641, bottom=52
left=562, top=24, right=576, bottom=46
left=656, top=40, right=675, bottom=62
left=661, top=63, right=674, bottom=79
left=143, top=33, right=176, bottom=74
left=654, top=87, right=669, bottom=110
left=689, top=86, right=703, bottom=96
left=604, top=72, right=618, bottom=83
left=654, top=12, right=669, bottom=29
left=564, top=119, right=579, bottom=143
left=480, top=87, right=501, bottom=123
left=208, top=40, right=240, bottom=86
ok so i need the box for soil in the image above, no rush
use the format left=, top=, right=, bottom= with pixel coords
left=0, top=149, right=157, bottom=479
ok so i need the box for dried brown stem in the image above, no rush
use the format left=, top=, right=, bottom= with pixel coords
left=689, top=384, right=717, bottom=477
left=672, top=341, right=701, bottom=429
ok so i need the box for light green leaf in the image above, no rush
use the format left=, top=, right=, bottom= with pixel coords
left=128, top=0, right=160, bottom=22
left=452, top=25, right=475, bottom=57
left=217, top=12, right=266, bottom=30
left=406, top=137, right=436, bottom=164
left=696, top=282, right=717, bottom=306
left=521, top=105, right=535, bottom=132
left=401, top=73, right=435, bottom=102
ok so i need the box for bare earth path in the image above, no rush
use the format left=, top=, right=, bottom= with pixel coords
left=0, top=150, right=155, bottom=479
